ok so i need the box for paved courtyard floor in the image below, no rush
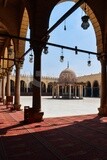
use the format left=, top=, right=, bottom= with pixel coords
left=0, top=102, right=107, bottom=160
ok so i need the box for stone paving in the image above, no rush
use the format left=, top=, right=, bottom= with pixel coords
left=0, top=104, right=107, bottom=160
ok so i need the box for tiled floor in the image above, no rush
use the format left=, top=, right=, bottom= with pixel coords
left=0, top=104, right=107, bottom=160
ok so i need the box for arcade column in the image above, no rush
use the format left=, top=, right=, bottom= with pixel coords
left=14, top=62, right=21, bottom=110
left=56, top=84, right=60, bottom=98
left=24, top=45, right=44, bottom=123
left=2, top=76, right=5, bottom=102
left=69, top=85, right=71, bottom=99
left=0, top=78, right=2, bottom=97
left=79, top=85, right=83, bottom=99
left=52, top=83, right=55, bottom=98
left=6, top=70, right=11, bottom=97
left=98, top=55, right=107, bottom=116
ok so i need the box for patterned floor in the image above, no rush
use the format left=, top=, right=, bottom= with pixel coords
left=0, top=104, right=107, bottom=160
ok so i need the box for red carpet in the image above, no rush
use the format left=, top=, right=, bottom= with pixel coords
left=0, top=105, right=107, bottom=160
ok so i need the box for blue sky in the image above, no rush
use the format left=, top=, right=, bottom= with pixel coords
left=21, top=1, right=101, bottom=77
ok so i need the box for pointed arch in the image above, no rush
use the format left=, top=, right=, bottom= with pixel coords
left=18, top=9, right=29, bottom=57
left=49, top=0, right=102, bottom=54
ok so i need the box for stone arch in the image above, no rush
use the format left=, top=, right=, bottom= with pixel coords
left=18, top=9, right=29, bottom=57
left=20, top=80, right=27, bottom=95
left=0, top=21, right=8, bottom=56
left=49, top=0, right=102, bottom=54
left=86, top=81, right=91, bottom=97
left=81, top=2, right=102, bottom=53
left=0, top=6, right=23, bottom=56
left=73, top=0, right=102, bottom=53
left=93, top=80, right=99, bottom=97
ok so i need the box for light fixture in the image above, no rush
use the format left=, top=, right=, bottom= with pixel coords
left=29, top=50, right=33, bottom=63
left=81, top=1, right=90, bottom=30
left=60, top=47, right=64, bottom=62
left=64, top=20, right=66, bottom=31
left=87, top=53, right=91, bottom=66
left=43, top=46, right=48, bottom=54
left=81, top=15, right=90, bottom=30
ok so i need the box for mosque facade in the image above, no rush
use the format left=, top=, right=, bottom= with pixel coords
left=3, top=67, right=101, bottom=98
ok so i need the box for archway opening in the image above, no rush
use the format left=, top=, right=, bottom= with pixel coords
left=93, top=81, right=99, bottom=97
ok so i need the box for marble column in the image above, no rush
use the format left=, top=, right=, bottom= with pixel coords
left=74, top=86, right=77, bottom=98
left=6, top=70, right=11, bottom=96
left=14, top=63, right=21, bottom=110
left=79, top=85, right=83, bottom=99
left=2, top=76, right=5, bottom=102
left=69, top=85, right=71, bottom=99
left=84, top=86, right=86, bottom=97
left=45, top=84, right=48, bottom=93
left=52, top=84, right=55, bottom=98
left=98, top=55, right=107, bottom=116
left=91, top=87, right=93, bottom=97
left=56, top=84, right=59, bottom=98
left=65, top=86, right=67, bottom=94
left=30, top=46, right=44, bottom=122
left=0, top=79, right=2, bottom=97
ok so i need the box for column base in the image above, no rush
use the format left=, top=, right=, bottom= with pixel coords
left=98, top=106, right=107, bottom=116
left=12, top=104, right=21, bottom=111
left=24, top=107, right=44, bottom=123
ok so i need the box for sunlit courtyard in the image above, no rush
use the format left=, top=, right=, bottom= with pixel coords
left=20, top=96, right=100, bottom=118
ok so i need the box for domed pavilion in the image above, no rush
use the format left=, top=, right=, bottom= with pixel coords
left=52, top=65, right=85, bottom=99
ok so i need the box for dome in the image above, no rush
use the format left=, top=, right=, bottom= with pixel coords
left=58, top=67, right=77, bottom=84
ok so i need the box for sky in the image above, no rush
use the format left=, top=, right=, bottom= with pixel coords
left=21, top=1, right=101, bottom=78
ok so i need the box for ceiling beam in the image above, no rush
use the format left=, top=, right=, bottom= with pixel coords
left=0, top=33, right=98, bottom=55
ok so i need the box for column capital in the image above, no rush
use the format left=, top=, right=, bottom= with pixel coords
left=15, top=58, right=24, bottom=69
left=6, top=68, right=12, bottom=75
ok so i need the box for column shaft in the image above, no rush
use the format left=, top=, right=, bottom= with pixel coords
left=69, top=85, right=71, bottom=99
left=14, top=64, right=21, bottom=110
left=32, top=53, right=41, bottom=112
left=52, top=84, right=55, bottom=98
left=79, top=85, right=83, bottom=99
left=6, top=72, right=10, bottom=96
left=98, top=57, right=107, bottom=116
left=2, top=77, right=5, bottom=100
left=0, top=79, right=2, bottom=97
